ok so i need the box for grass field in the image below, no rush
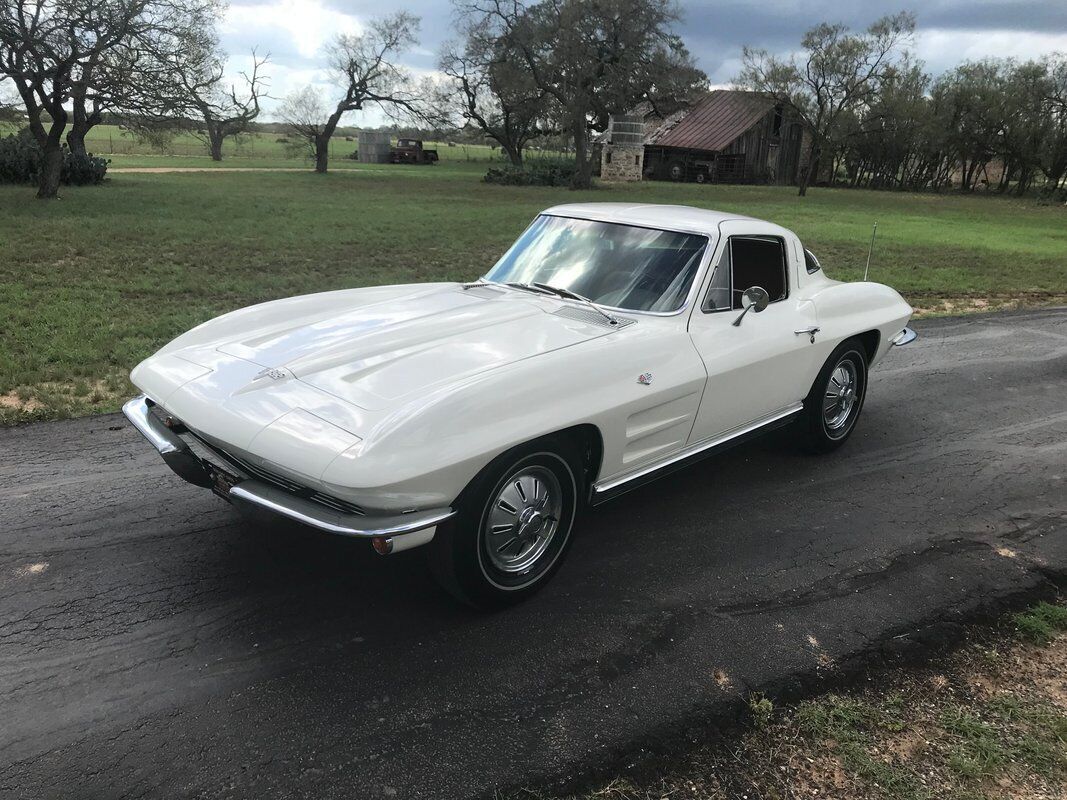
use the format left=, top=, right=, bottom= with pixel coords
left=1, top=161, right=1065, bottom=423
left=0, top=121, right=521, bottom=163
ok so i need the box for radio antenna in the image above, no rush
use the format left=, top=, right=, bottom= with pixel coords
left=863, top=222, right=878, bottom=281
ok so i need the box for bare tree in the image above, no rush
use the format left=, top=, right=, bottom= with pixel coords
left=462, top=0, right=705, bottom=189
left=171, top=48, right=269, bottom=160
left=0, top=0, right=218, bottom=197
left=277, top=85, right=330, bottom=164
left=280, top=12, right=421, bottom=174
left=738, top=11, right=915, bottom=196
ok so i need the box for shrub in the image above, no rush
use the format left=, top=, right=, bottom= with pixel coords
left=0, top=129, right=109, bottom=186
left=62, top=149, right=109, bottom=185
left=483, top=159, right=579, bottom=187
left=0, top=129, right=39, bottom=183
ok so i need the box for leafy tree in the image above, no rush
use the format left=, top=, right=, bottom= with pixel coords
left=931, top=61, right=1010, bottom=191
left=463, top=0, right=705, bottom=189
left=738, top=11, right=916, bottom=196
left=997, top=60, right=1053, bottom=195
left=0, top=0, right=217, bottom=197
left=1039, top=55, right=1067, bottom=196
left=437, top=11, right=555, bottom=166
left=839, top=59, right=948, bottom=190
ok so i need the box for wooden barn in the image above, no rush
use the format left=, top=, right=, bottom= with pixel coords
left=601, top=90, right=810, bottom=185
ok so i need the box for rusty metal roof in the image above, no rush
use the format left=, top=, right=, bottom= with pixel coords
left=647, top=90, right=775, bottom=152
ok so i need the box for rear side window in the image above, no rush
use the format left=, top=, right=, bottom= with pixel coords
left=804, top=249, right=821, bottom=274
left=729, top=236, right=787, bottom=309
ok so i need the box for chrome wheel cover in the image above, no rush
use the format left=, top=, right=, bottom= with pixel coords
left=823, top=358, right=859, bottom=432
left=482, top=466, right=562, bottom=574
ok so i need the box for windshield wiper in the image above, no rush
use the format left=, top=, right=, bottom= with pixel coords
left=503, top=281, right=554, bottom=296
left=530, top=282, right=620, bottom=326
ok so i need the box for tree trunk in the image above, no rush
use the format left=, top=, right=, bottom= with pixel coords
left=314, top=134, right=330, bottom=173
left=66, top=94, right=98, bottom=159
left=504, top=142, right=523, bottom=166
left=66, top=128, right=87, bottom=159
left=960, top=160, right=975, bottom=192
left=208, top=128, right=224, bottom=161
left=797, top=139, right=820, bottom=197
left=37, top=140, right=64, bottom=199
left=569, top=111, right=592, bottom=190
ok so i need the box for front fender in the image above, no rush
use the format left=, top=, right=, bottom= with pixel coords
left=319, top=322, right=706, bottom=509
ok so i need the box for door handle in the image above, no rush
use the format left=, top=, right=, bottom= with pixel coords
left=794, top=326, right=820, bottom=343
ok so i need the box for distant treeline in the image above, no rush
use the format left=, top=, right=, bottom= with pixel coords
left=819, top=57, right=1067, bottom=196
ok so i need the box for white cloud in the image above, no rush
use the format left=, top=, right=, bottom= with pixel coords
left=223, top=0, right=364, bottom=60
left=915, top=28, right=1067, bottom=73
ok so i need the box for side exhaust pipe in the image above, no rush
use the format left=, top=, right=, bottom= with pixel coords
left=372, top=527, right=436, bottom=555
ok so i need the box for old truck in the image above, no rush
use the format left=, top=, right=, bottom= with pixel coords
left=389, top=139, right=439, bottom=165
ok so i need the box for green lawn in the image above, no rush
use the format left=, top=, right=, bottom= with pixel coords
left=1, top=162, right=1065, bottom=423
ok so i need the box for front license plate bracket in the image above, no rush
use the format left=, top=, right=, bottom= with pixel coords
left=207, top=463, right=241, bottom=501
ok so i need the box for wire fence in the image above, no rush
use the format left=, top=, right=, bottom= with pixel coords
left=81, top=134, right=564, bottom=164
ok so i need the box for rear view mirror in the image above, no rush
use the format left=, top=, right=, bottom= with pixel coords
left=732, top=286, right=770, bottom=326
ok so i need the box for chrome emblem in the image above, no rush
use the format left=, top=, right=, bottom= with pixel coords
left=256, top=367, right=290, bottom=381
left=637, top=372, right=653, bottom=385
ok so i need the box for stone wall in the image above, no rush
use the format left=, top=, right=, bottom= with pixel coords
left=601, top=145, right=644, bottom=182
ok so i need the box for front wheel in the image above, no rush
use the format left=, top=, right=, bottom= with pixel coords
left=428, top=439, right=581, bottom=607
left=797, top=339, right=869, bottom=453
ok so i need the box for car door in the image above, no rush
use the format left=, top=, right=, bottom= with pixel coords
left=686, top=222, right=823, bottom=444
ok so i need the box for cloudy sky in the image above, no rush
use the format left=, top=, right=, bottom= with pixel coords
left=219, top=0, right=1067, bottom=124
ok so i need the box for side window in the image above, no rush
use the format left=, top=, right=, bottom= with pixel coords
left=703, top=243, right=732, bottom=311
left=728, top=236, right=787, bottom=309
left=804, top=248, right=821, bottom=274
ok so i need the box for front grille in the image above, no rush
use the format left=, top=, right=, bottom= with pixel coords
left=172, top=419, right=366, bottom=517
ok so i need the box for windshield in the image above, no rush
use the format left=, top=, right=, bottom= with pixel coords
left=484, top=215, right=709, bottom=313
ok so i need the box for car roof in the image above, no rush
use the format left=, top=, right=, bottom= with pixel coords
left=540, top=202, right=765, bottom=237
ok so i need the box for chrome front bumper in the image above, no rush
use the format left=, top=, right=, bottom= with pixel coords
left=891, top=327, right=917, bottom=346
left=121, top=395, right=453, bottom=549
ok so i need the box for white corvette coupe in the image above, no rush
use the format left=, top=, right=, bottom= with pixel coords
left=125, top=203, right=915, bottom=606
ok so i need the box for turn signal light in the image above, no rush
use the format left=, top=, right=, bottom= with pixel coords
left=371, top=536, right=393, bottom=555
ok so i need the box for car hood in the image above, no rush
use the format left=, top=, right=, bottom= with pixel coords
left=134, top=284, right=619, bottom=428
left=213, top=284, right=615, bottom=410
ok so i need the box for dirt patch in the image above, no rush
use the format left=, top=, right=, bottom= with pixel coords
left=0, top=377, right=126, bottom=423
left=909, top=292, right=1067, bottom=318
left=0, top=391, right=44, bottom=412
left=108, top=167, right=314, bottom=173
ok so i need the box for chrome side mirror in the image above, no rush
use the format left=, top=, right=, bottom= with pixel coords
left=732, top=286, right=770, bottom=327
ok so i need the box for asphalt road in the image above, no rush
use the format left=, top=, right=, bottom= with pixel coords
left=1, top=308, right=1065, bottom=800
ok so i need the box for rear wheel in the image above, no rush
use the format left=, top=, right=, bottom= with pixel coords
left=797, top=339, right=868, bottom=453
left=667, top=160, right=686, bottom=181
left=428, top=439, right=581, bottom=607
